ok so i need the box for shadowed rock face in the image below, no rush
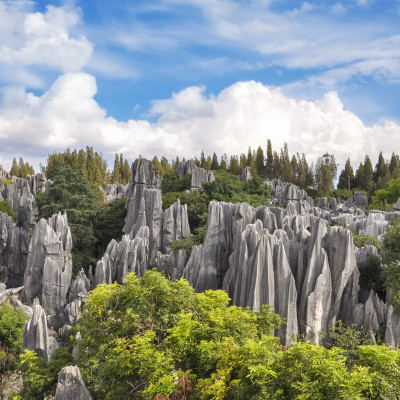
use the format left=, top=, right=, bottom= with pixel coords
left=0, top=173, right=49, bottom=229
left=22, top=300, right=56, bottom=361
left=0, top=212, right=29, bottom=287
left=23, top=212, right=72, bottom=328
left=55, top=365, right=93, bottom=400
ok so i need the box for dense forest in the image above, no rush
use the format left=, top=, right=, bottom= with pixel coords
left=2, top=143, right=400, bottom=399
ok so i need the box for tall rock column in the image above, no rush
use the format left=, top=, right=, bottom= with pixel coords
left=23, top=212, right=72, bottom=328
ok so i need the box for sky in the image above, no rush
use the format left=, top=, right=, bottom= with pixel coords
left=0, top=0, right=400, bottom=173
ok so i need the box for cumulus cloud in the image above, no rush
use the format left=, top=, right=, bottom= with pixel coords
left=0, top=74, right=399, bottom=172
left=0, top=1, right=92, bottom=86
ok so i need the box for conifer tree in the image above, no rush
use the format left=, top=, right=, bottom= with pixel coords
left=122, top=159, right=131, bottom=183
left=280, top=143, right=293, bottom=183
left=389, top=152, right=400, bottom=178
left=112, top=154, right=121, bottom=183
left=229, top=155, right=240, bottom=175
left=211, top=153, right=219, bottom=170
left=255, top=146, right=265, bottom=177
left=272, top=151, right=281, bottom=179
left=291, top=155, right=298, bottom=184
left=219, top=156, right=227, bottom=171
left=373, top=152, right=389, bottom=183
left=200, top=150, right=206, bottom=168
left=10, top=158, right=18, bottom=177
left=337, top=158, right=354, bottom=190
left=205, top=156, right=212, bottom=171
left=266, top=139, right=274, bottom=179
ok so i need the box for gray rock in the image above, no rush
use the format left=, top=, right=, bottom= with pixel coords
left=55, top=366, right=93, bottom=400
left=162, top=199, right=190, bottom=253
left=102, top=183, right=129, bottom=204
left=23, top=212, right=73, bottom=328
left=240, top=167, right=253, bottom=183
left=176, top=160, right=215, bottom=189
left=23, top=300, right=51, bottom=360
left=393, top=198, right=400, bottom=211
left=346, top=191, right=368, bottom=209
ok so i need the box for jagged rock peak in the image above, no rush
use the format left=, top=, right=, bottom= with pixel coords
left=240, top=166, right=253, bottom=183
left=23, top=212, right=73, bottom=328
left=22, top=300, right=55, bottom=361
left=101, top=183, right=129, bottom=204
left=130, top=156, right=157, bottom=186
left=55, top=365, right=93, bottom=400
left=0, top=212, right=29, bottom=287
left=162, top=198, right=191, bottom=253
left=176, top=159, right=215, bottom=189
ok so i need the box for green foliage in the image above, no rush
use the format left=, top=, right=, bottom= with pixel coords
left=321, top=321, right=374, bottom=367
left=171, top=231, right=205, bottom=255
left=18, top=346, right=73, bottom=399
left=95, top=198, right=127, bottom=253
left=0, top=302, right=27, bottom=376
left=9, top=157, right=35, bottom=178
left=352, top=232, right=382, bottom=252
left=370, top=176, right=400, bottom=210
left=263, top=342, right=371, bottom=400
left=332, top=188, right=354, bottom=200
left=43, top=147, right=111, bottom=187
left=72, top=271, right=284, bottom=399
left=337, top=158, right=355, bottom=190
left=0, top=200, right=17, bottom=220
left=36, top=161, right=104, bottom=275
left=161, top=170, right=192, bottom=193
left=382, top=216, right=400, bottom=264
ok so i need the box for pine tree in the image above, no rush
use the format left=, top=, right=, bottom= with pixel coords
left=337, top=158, right=354, bottom=190
left=255, top=146, right=265, bottom=177
left=112, top=154, right=121, bottom=183
left=291, top=155, right=298, bottom=185
left=161, top=156, right=171, bottom=174
left=122, top=159, right=131, bottom=183
left=10, top=158, right=18, bottom=177
left=229, top=155, right=240, bottom=175
left=355, top=155, right=373, bottom=192
left=211, top=153, right=219, bottom=170
left=272, top=151, right=281, bottom=179
left=266, top=140, right=273, bottom=179
left=239, top=154, right=247, bottom=173
left=220, top=156, right=227, bottom=171
left=373, top=152, right=389, bottom=183
left=200, top=150, right=206, bottom=168
left=205, top=156, right=212, bottom=171
left=389, top=152, right=400, bottom=178
left=280, top=143, right=293, bottom=183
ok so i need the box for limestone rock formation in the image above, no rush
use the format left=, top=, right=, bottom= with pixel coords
left=240, top=166, right=253, bottom=183
left=0, top=212, right=29, bottom=287
left=93, top=227, right=149, bottom=286
left=162, top=199, right=190, bottom=253
left=22, top=300, right=56, bottom=360
left=176, top=159, right=215, bottom=189
left=102, top=183, right=129, bottom=204
left=55, top=365, right=93, bottom=400
left=23, top=212, right=73, bottom=328
left=0, top=173, right=49, bottom=229
left=346, top=191, right=368, bottom=209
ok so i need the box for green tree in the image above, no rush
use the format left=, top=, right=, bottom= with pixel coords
left=337, top=158, right=355, bottom=190
left=36, top=161, right=104, bottom=275
left=0, top=302, right=27, bottom=377
left=265, top=140, right=274, bottom=180
left=10, top=158, right=18, bottom=177
left=255, top=146, right=265, bottom=177
left=112, top=153, right=121, bottom=183
left=219, top=155, right=227, bottom=171
left=0, top=200, right=17, bottom=220
left=211, top=153, right=219, bottom=170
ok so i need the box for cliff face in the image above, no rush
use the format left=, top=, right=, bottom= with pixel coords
left=3, top=158, right=400, bottom=353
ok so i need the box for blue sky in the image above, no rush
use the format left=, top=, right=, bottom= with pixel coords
left=0, top=0, right=400, bottom=171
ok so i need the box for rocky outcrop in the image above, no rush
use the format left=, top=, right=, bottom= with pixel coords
left=162, top=199, right=190, bottom=253
left=176, top=160, right=215, bottom=189
left=55, top=365, right=93, bottom=400
left=22, top=300, right=56, bottom=361
left=183, top=201, right=233, bottom=291
left=240, top=167, right=253, bottom=183
left=93, top=228, right=149, bottom=286
left=0, top=212, right=29, bottom=288
left=23, top=212, right=73, bottom=328
left=0, top=173, right=49, bottom=229
left=345, top=191, right=368, bottom=209
left=267, top=179, right=314, bottom=207
left=0, top=165, right=10, bottom=179
left=102, top=183, right=129, bottom=204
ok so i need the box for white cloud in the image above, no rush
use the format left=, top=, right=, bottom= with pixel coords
left=1, top=74, right=399, bottom=172
left=0, top=1, right=92, bottom=85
